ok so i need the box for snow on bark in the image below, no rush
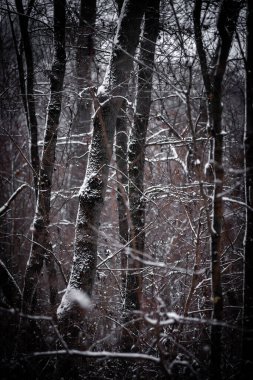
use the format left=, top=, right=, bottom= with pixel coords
left=0, top=184, right=28, bottom=217
left=57, top=289, right=91, bottom=315
left=57, top=0, right=148, bottom=346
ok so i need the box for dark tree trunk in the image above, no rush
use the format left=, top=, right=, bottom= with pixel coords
left=193, top=1, right=242, bottom=378
left=57, top=0, right=147, bottom=348
left=242, top=0, right=253, bottom=376
left=73, top=0, right=96, bottom=132
left=71, top=0, right=96, bottom=173
left=15, top=0, right=40, bottom=197
left=210, top=3, right=241, bottom=379
left=116, top=101, right=129, bottom=299
left=22, top=0, right=66, bottom=314
left=67, top=0, right=97, bottom=229
left=122, top=0, right=160, bottom=351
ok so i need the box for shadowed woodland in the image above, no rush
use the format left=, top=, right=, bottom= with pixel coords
left=0, top=0, right=253, bottom=379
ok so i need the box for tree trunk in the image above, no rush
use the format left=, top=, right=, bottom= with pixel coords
left=22, top=0, right=66, bottom=314
left=193, top=1, right=242, bottom=378
left=66, top=0, right=97, bottom=235
left=242, top=0, right=253, bottom=376
left=122, top=0, right=160, bottom=351
left=57, top=0, right=147, bottom=347
left=210, top=3, right=241, bottom=379
left=15, top=0, right=40, bottom=197
left=73, top=0, right=96, bottom=132
left=116, top=100, right=129, bottom=299
left=70, top=0, right=96, bottom=175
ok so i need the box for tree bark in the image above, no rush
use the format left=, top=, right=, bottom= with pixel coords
left=15, top=0, right=40, bottom=197
left=66, top=0, right=97, bottom=228
left=193, top=1, right=242, bottom=378
left=116, top=101, right=129, bottom=299
left=242, top=0, right=253, bottom=376
left=22, top=0, right=66, bottom=314
left=71, top=0, right=96, bottom=171
left=210, top=3, right=241, bottom=379
left=122, top=0, right=160, bottom=351
left=57, top=0, right=147, bottom=347
left=74, top=0, right=96, bottom=131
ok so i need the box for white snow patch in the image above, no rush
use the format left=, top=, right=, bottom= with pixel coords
left=69, top=289, right=91, bottom=310
left=57, top=288, right=91, bottom=316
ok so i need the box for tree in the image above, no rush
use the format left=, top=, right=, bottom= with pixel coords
left=115, top=100, right=129, bottom=299
left=122, top=0, right=160, bottom=351
left=71, top=0, right=96, bottom=174
left=57, top=0, right=147, bottom=346
left=193, top=0, right=242, bottom=378
left=0, top=0, right=248, bottom=378
left=242, top=0, right=253, bottom=376
left=14, top=0, right=40, bottom=197
left=22, top=0, right=66, bottom=314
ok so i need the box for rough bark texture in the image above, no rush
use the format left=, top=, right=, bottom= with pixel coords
left=22, top=0, right=66, bottom=314
left=242, top=0, right=253, bottom=376
left=57, top=0, right=147, bottom=347
left=122, top=0, right=160, bottom=351
left=15, top=0, right=40, bottom=196
left=194, top=1, right=241, bottom=378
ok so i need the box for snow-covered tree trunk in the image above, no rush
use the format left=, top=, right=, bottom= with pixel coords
left=121, top=0, right=160, bottom=351
left=22, top=0, right=66, bottom=314
left=242, top=0, right=253, bottom=376
left=57, top=0, right=147, bottom=346
left=194, top=1, right=242, bottom=378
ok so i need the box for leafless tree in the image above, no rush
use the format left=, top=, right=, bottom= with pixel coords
left=242, top=0, right=253, bottom=376
left=57, top=0, right=148, bottom=347
left=193, top=0, right=243, bottom=378
left=22, top=0, right=66, bottom=314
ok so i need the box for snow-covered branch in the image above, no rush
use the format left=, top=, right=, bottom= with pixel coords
left=0, top=184, right=29, bottom=217
left=30, top=349, right=160, bottom=363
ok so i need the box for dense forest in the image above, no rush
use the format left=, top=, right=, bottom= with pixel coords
left=0, top=0, right=252, bottom=379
